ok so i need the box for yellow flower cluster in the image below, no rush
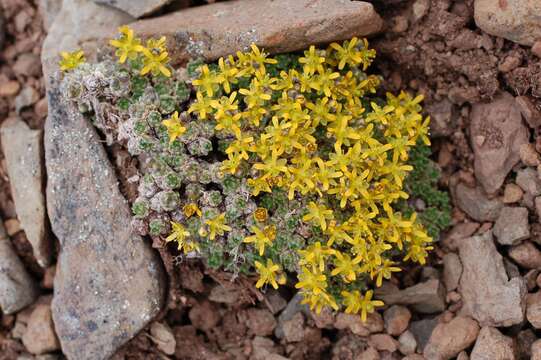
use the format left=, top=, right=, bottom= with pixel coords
left=189, top=38, right=433, bottom=320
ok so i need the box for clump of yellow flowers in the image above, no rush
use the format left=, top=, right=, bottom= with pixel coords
left=59, top=25, right=435, bottom=323
left=188, top=38, right=432, bottom=321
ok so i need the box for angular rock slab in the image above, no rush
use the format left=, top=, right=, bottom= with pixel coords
left=45, top=85, right=166, bottom=360
left=0, top=118, right=51, bottom=267
left=0, top=222, right=38, bottom=314
left=458, top=231, right=526, bottom=327
left=132, top=0, right=383, bottom=64
left=95, top=0, right=173, bottom=18
left=470, top=92, right=529, bottom=195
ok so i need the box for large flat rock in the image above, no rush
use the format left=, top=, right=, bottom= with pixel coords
left=132, top=0, right=383, bottom=64
left=1, top=117, right=51, bottom=267
left=45, top=84, right=166, bottom=360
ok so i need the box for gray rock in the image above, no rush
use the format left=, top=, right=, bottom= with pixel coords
left=474, top=0, right=541, bottom=46
left=516, top=167, right=541, bottom=197
left=45, top=84, right=166, bottom=360
left=470, top=92, right=529, bottom=195
left=274, top=293, right=310, bottom=339
left=409, top=317, right=439, bottom=353
left=131, top=0, right=383, bottom=63
left=442, top=253, right=462, bottom=292
left=94, top=0, right=173, bottom=18
left=470, top=327, right=515, bottom=360
left=398, top=330, right=417, bottom=355
left=0, top=118, right=51, bottom=267
left=0, top=224, right=38, bottom=315
left=454, top=183, right=503, bottom=222
left=426, top=99, right=457, bottom=137
left=533, top=339, right=541, bottom=360
left=493, top=206, right=530, bottom=245
left=458, top=231, right=526, bottom=327
left=375, top=279, right=446, bottom=314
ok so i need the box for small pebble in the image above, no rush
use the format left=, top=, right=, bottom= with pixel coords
left=532, top=41, right=541, bottom=58
left=0, top=80, right=21, bottom=97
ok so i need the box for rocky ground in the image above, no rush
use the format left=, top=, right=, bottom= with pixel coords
left=2, top=0, right=541, bottom=359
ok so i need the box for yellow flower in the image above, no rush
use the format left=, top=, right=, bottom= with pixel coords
left=255, top=259, right=286, bottom=289
left=299, top=45, right=325, bottom=75
left=188, top=91, right=218, bottom=120
left=295, top=266, right=327, bottom=295
left=192, top=64, right=223, bottom=96
left=372, top=259, right=401, bottom=287
left=59, top=50, right=85, bottom=71
left=162, top=111, right=186, bottom=144
left=331, top=252, right=360, bottom=282
left=243, top=225, right=275, bottom=256
left=204, top=213, right=231, bottom=240
left=166, top=222, right=198, bottom=254
left=109, top=25, right=143, bottom=64
left=141, top=48, right=171, bottom=77
left=302, top=202, right=334, bottom=231
left=183, top=203, right=202, bottom=218
left=300, top=290, right=339, bottom=314
left=146, top=36, right=167, bottom=53
left=254, top=207, right=268, bottom=222
left=341, top=290, right=384, bottom=322
left=298, top=242, right=333, bottom=272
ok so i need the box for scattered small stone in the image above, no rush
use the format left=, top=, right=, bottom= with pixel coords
left=34, top=97, right=48, bottom=119
left=470, top=327, right=515, bottom=360
left=265, top=290, right=287, bottom=315
left=516, top=167, right=541, bottom=196
left=398, top=330, right=417, bottom=355
left=509, top=241, right=541, bottom=269
left=441, top=222, right=480, bottom=251
left=470, top=92, right=529, bottom=194
left=13, top=53, right=42, bottom=78
left=493, top=206, right=530, bottom=245
left=15, top=86, right=39, bottom=113
left=282, top=312, right=305, bottom=343
left=376, top=279, right=446, bottom=314
left=358, top=346, right=380, bottom=360
left=533, top=41, right=541, bottom=58
left=369, top=333, right=399, bottom=353
left=527, top=291, right=541, bottom=329
left=520, top=143, right=541, bottom=166
left=458, top=231, right=526, bottom=327
left=503, top=183, right=524, bottom=203
left=208, top=284, right=239, bottom=304
left=411, top=0, right=430, bottom=22
left=189, top=301, right=220, bottom=331
left=42, top=265, right=55, bottom=290
left=0, top=222, right=38, bottom=314
left=424, top=316, right=480, bottom=360
left=404, top=355, right=426, bottom=360
left=409, top=317, right=439, bottom=353
left=532, top=340, right=541, bottom=360
left=384, top=305, right=411, bottom=336
left=443, top=253, right=462, bottom=291
left=426, top=99, right=457, bottom=137
left=4, top=219, right=21, bottom=236
left=525, top=269, right=539, bottom=291
left=149, top=322, right=176, bottom=356
left=454, top=183, right=503, bottom=222
left=0, top=80, right=21, bottom=97
left=498, top=55, right=521, bottom=73
left=310, top=307, right=334, bottom=329
left=516, top=329, right=537, bottom=360
left=474, top=0, right=541, bottom=45
left=334, top=312, right=384, bottom=336
left=392, top=15, right=409, bottom=33
left=246, top=308, right=277, bottom=336
left=22, top=303, right=60, bottom=355
left=516, top=96, right=541, bottom=129
left=94, top=0, right=173, bottom=18
left=457, top=351, right=469, bottom=360
left=1, top=117, right=51, bottom=267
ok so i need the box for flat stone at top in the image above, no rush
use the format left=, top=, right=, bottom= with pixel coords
left=132, top=0, right=383, bottom=64
left=45, top=84, right=166, bottom=360
left=94, top=0, right=173, bottom=18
